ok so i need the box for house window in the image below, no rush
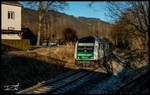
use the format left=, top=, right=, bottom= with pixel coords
left=8, top=11, right=15, bottom=19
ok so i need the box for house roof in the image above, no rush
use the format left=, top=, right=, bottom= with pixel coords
left=2, top=1, right=23, bottom=7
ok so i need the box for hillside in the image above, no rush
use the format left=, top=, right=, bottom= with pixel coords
left=22, top=8, right=113, bottom=41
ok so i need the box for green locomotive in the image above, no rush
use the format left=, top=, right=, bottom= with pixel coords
left=74, top=36, right=113, bottom=72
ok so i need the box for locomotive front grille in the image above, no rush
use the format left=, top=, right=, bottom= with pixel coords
left=77, top=52, right=94, bottom=60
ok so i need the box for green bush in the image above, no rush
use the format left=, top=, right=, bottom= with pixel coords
left=2, top=39, right=30, bottom=51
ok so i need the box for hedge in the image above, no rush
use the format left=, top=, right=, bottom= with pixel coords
left=2, top=39, right=30, bottom=51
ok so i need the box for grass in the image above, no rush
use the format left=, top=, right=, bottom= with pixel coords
left=29, top=43, right=77, bottom=69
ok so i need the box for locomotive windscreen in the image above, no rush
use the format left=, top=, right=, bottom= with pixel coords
left=78, top=36, right=95, bottom=43
left=77, top=36, right=95, bottom=52
left=77, top=46, right=94, bottom=52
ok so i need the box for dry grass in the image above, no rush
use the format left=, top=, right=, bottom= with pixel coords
left=30, top=43, right=78, bottom=69
left=9, top=43, right=78, bottom=69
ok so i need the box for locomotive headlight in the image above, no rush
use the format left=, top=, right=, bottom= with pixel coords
left=78, top=56, right=81, bottom=59
left=95, top=41, right=98, bottom=46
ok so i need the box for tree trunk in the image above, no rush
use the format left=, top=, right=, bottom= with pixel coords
left=36, top=2, right=43, bottom=46
left=36, top=11, right=42, bottom=46
left=44, top=17, right=47, bottom=40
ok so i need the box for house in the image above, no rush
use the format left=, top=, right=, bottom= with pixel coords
left=1, top=1, right=23, bottom=39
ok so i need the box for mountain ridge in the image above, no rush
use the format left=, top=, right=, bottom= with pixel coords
left=22, top=8, right=113, bottom=41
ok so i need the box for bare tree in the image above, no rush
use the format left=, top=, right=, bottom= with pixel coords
left=106, top=1, right=149, bottom=49
left=24, top=1, right=68, bottom=46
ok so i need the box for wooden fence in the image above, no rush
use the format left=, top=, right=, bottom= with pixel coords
left=2, top=39, right=30, bottom=51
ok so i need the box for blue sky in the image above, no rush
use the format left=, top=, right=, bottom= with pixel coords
left=19, top=1, right=111, bottom=23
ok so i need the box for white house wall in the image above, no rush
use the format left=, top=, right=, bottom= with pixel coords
left=1, top=4, right=21, bottom=31
left=1, top=34, right=21, bottom=39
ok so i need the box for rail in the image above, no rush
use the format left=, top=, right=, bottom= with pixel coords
left=16, top=69, right=99, bottom=94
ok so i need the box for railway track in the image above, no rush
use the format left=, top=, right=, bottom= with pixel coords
left=16, top=68, right=103, bottom=94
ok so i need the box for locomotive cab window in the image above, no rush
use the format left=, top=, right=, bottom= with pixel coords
left=77, top=45, right=94, bottom=52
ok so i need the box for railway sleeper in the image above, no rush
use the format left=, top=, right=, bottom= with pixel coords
left=53, top=71, right=100, bottom=94
left=42, top=70, right=80, bottom=86
left=45, top=71, right=89, bottom=94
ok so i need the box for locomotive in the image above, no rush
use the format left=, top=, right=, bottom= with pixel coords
left=74, top=36, right=113, bottom=72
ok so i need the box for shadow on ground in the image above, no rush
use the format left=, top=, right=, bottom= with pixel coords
left=1, top=52, right=69, bottom=93
left=1, top=52, right=110, bottom=94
